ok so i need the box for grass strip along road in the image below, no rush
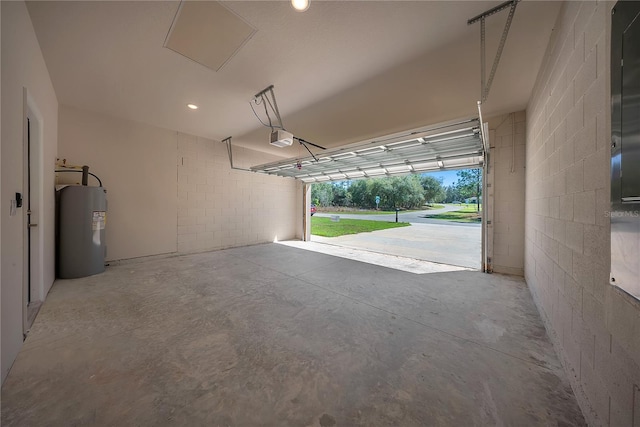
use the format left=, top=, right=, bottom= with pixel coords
left=311, top=217, right=410, bottom=237
left=424, top=204, right=481, bottom=223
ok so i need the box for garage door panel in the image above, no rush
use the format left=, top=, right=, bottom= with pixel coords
left=252, top=118, right=484, bottom=182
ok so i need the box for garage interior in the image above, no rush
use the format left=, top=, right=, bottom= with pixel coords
left=2, top=1, right=639, bottom=426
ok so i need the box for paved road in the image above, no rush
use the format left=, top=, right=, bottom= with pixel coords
left=314, top=204, right=480, bottom=226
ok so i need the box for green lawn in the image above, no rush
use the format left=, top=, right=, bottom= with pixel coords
left=455, top=204, right=482, bottom=213
left=311, top=217, right=410, bottom=237
left=426, top=205, right=482, bottom=223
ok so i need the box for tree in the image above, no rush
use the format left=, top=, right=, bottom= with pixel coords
left=392, top=175, right=425, bottom=209
left=331, top=184, right=351, bottom=206
left=311, top=182, right=333, bottom=207
left=348, top=179, right=369, bottom=208
left=335, top=175, right=431, bottom=210
left=420, top=175, right=445, bottom=203
left=368, top=178, right=395, bottom=209
left=456, top=169, right=482, bottom=211
left=357, top=176, right=424, bottom=209
left=444, top=185, right=462, bottom=203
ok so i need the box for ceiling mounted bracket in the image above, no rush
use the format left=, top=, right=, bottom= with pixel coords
left=468, top=0, right=519, bottom=103
left=253, top=85, right=284, bottom=130
left=222, top=136, right=253, bottom=172
left=476, top=101, right=488, bottom=154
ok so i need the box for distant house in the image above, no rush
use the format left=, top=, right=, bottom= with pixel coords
left=465, top=196, right=482, bottom=204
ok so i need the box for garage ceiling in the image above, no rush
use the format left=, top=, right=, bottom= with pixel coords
left=26, top=1, right=561, bottom=156
left=251, top=118, right=483, bottom=182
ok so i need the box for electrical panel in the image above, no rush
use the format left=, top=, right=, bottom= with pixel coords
left=611, top=0, right=640, bottom=300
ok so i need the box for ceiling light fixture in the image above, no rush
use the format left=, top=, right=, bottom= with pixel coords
left=291, top=0, right=310, bottom=12
left=187, top=104, right=198, bottom=110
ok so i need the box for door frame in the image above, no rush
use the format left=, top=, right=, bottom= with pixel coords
left=481, top=123, right=494, bottom=273
left=22, top=88, right=44, bottom=333
left=303, top=183, right=311, bottom=241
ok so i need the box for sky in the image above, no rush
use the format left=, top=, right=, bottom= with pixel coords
left=422, top=170, right=460, bottom=187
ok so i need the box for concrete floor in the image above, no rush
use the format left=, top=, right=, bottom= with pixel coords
left=1, top=244, right=585, bottom=426
left=313, top=222, right=481, bottom=269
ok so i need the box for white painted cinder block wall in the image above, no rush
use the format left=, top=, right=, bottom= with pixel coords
left=58, top=106, right=179, bottom=261
left=58, top=107, right=301, bottom=261
left=176, top=134, right=300, bottom=253
left=1, top=1, right=59, bottom=382
left=526, top=2, right=640, bottom=425
left=488, top=111, right=526, bottom=275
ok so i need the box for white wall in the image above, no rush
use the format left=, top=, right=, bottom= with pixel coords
left=177, top=134, right=300, bottom=253
left=58, top=106, right=178, bottom=261
left=1, top=1, right=58, bottom=383
left=59, top=106, right=301, bottom=259
left=526, top=2, right=640, bottom=425
left=488, top=111, right=526, bottom=275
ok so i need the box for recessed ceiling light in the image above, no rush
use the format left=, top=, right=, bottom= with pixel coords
left=291, top=0, right=310, bottom=12
left=187, top=104, right=198, bottom=110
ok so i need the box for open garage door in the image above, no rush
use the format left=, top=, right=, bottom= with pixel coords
left=252, top=117, right=492, bottom=273
left=251, top=118, right=484, bottom=181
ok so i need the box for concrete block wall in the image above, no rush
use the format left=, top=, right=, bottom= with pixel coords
left=59, top=105, right=302, bottom=260
left=488, top=111, right=526, bottom=276
left=177, top=134, right=300, bottom=253
left=58, top=105, right=179, bottom=262
left=526, top=2, right=640, bottom=425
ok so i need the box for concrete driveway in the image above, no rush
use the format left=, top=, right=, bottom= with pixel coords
left=312, top=221, right=481, bottom=269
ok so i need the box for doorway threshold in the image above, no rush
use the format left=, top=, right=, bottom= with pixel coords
left=278, top=240, right=470, bottom=275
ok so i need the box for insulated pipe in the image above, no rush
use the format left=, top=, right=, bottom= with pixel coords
left=82, top=166, right=89, bottom=186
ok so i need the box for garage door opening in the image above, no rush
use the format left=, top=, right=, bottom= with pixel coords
left=252, top=117, right=492, bottom=273
left=307, top=169, right=482, bottom=270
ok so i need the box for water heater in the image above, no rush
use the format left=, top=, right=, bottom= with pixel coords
left=57, top=185, right=107, bottom=279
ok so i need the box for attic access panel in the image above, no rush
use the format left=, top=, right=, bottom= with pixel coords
left=251, top=118, right=484, bottom=182
left=164, top=1, right=256, bottom=72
